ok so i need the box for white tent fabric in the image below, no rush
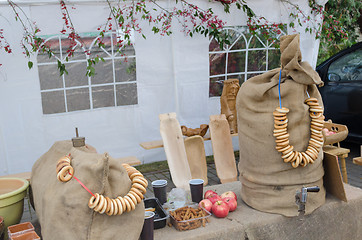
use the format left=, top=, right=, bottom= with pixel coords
left=0, top=0, right=325, bottom=175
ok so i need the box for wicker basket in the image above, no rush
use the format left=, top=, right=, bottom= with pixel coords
left=322, top=122, right=348, bottom=146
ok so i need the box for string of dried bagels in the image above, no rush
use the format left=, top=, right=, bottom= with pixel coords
left=273, top=97, right=324, bottom=168
left=56, top=155, right=147, bottom=216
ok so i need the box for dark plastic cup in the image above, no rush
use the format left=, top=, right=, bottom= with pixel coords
left=152, top=180, right=167, bottom=205
left=189, top=179, right=204, bottom=203
left=140, top=211, right=155, bottom=240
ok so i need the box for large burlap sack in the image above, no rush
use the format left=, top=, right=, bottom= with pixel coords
left=31, top=140, right=144, bottom=240
left=236, top=34, right=326, bottom=217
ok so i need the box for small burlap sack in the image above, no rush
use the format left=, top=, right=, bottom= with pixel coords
left=31, top=140, right=144, bottom=240
left=236, top=34, right=326, bottom=217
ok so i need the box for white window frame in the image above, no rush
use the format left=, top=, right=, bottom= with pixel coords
left=209, top=26, right=286, bottom=97
left=37, top=31, right=137, bottom=114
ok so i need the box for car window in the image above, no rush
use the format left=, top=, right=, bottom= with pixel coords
left=328, top=48, right=362, bottom=82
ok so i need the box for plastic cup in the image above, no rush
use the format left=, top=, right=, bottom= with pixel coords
left=152, top=180, right=167, bottom=205
left=140, top=211, right=155, bottom=240
left=189, top=179, right=204, bottom=203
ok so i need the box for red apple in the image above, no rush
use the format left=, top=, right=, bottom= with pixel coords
left=212, top=200, right=229, bottom=218
left=206, top=193, right=221, bottom=204
left=204, top=190, right=217, bottom=199
left=199, top=199, right=213, bottom=213
left=222, top=197, right=237, bottom=212
left=220, top=191, right=237, bottom=201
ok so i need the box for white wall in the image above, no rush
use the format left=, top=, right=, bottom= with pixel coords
left=0, top=0, right=323, bottom=175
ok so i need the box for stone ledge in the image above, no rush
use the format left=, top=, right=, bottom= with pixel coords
left=155, top=182, right=362, bottom=240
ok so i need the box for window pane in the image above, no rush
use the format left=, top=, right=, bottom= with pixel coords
left=328, top=48, right=362, bottom=81
left=227, top=51, right=245, bottom=73
left=116, top=83, right=137, bottom=106
left=37, top=38, right=61, bottom=62
left=268, top=49, right=281, bottom=70
left=209, top=77, right=224, bottom=97
left=41, top=90, right=65, bottom=114
left=209, top=53, right=226, bottom=76
left=66, top=88, right=90, bottom=112
left=115, top=58, right=136, bottom=82
left=92, top=85, right=115, bottom=108
left=209, top=38, right=222, bottom=52
left=227, top=74, right=244, bottom=84
left=91, top=60, right=113, bottom=85
left=115, top=44, right=136, bottom=57
left=230, top=36, right=246, bottom=50
left=249, top=36, right=265, bottom=49
left=248, top=50, right=266, bottom=71
left=61, top=39, right=86, bottom=61
left=64, top=62, right=88, bottom=88
left=247, top=73, right=261, bottom=79
left=90, top=35, right=112, bottom=59
left=38, top=64, right=63, bottom=90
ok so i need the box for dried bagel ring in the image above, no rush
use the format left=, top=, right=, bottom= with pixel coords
left=276, top=133, right=290, bottom=140
left=126, top=192, right=138, bottom=205
left=59, top=166, right=74, bottom=182
left=282, top=149, right=294, bottom=159
left=299, top=154, right=308, bottom=167
left=58, top=155, right=71, bottom=163
left=56, top=171, right=63, bottom=182
left=129, top=172, right=144, bottom=180
left=130, top=187, right=144, bottom=200
left=129, top=190, right=142, bottom=204
left=114, top=198, right=123, bottom=215
left=94, top=194, right=106, bottom=212
left=99, top=197, right=108, bottom=214
left=273, top=128, right=288, bottom=133
left=118, top=196, right=127, bottom=212
left=305, top=97, right=318, bottom=103
left=310, top=112, right=323, bottom=119
left=284, top=151, right=296, bottom=163
left=273, top=111, right=287, bottom=117
left=132, top=177, right=148, bottom=187
left=137, top=177, right=149, bottom=188
left=124, top=195, right=136, bottom=211
left=291, top=153, right=301, bottom=168
left=112, top=199, right=119, bottom=215
left=274, top=123, right=288, bottom=129
left=274, top=119, right=289, bottom=125
left=275, top=107, right=290, bottom=114
left=274, top=115, right=287, bottom=120
left=273, top=131, right=288, bottom=137
left=309, top=106, right=323, bottom=113
left=123, top=196, right=132, bottom=212
left=132, top=182, right=147, bottom=194
left=105, top=197, right=113, bottom=216
left=88, top=193, right=100, bottom=209
left=56, top=161, right=70, bottom=173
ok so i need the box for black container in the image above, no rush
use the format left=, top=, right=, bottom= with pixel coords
left=144, top=198, right=169, bottom=229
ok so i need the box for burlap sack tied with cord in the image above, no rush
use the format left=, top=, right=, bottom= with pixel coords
left=31, top=140, right=144, bottom=240
left=236, top=34, right=326, bottom=217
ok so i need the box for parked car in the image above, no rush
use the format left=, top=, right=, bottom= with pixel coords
left=316, top=42, right=362, bottom=143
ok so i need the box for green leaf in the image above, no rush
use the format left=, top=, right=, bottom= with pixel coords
left=28, top=61, right=33, bottom=69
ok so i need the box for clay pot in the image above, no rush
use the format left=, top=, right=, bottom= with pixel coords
left=0, top=178, right=29, bottom=240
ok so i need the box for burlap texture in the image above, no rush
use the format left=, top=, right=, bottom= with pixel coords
left=31, top=140, right=144, bottom=240
left=236, top=34, right=326, bottom=216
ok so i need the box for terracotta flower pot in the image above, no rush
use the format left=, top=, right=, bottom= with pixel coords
left=0, top=178, right=29, bottom=240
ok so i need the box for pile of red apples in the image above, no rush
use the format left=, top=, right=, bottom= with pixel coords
left=198, top=190, right=237, bottom=218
